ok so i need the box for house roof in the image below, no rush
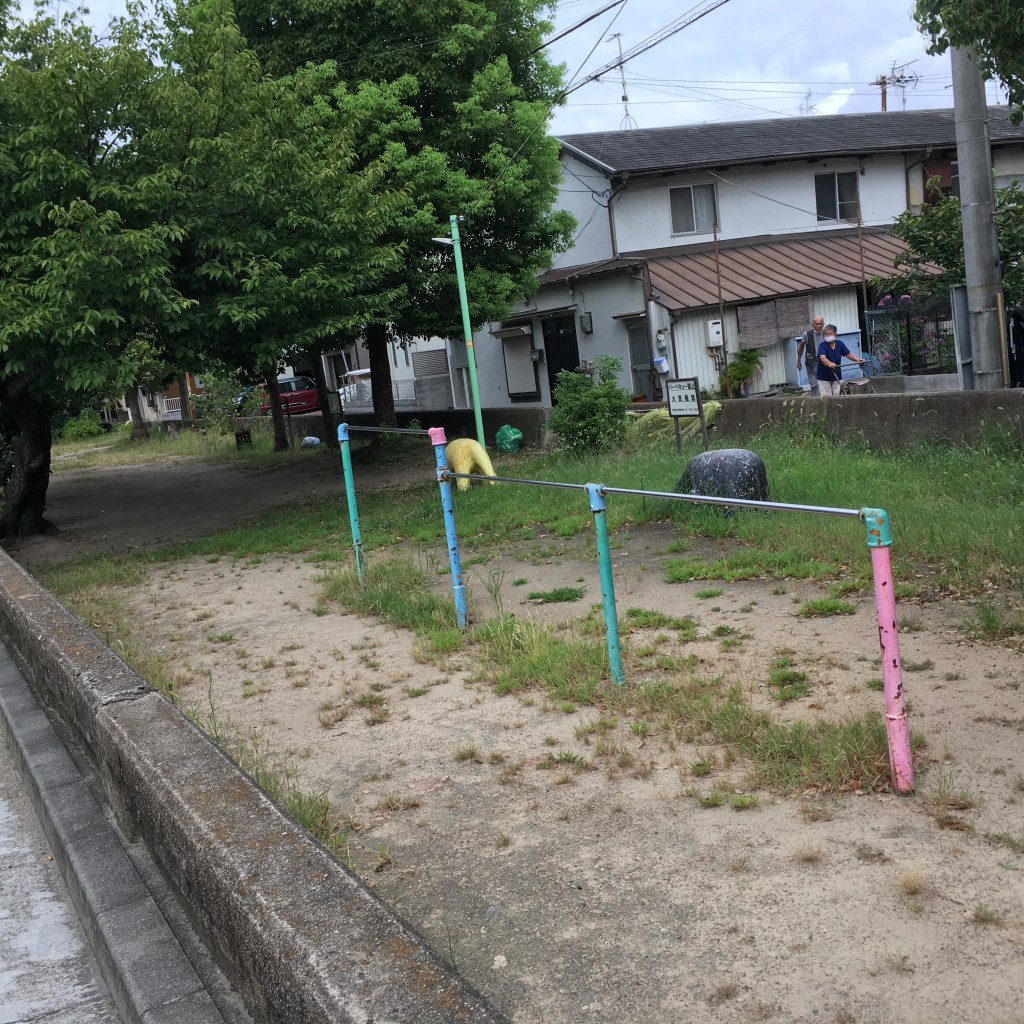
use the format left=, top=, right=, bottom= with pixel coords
left=558, top=107, right=1024, bottom=177
left=646, top=229, right=911, bottom=312
left=536, top=229, right=915, bottom=313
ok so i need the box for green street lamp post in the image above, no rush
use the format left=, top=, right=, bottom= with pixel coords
left=435, top=214, right=486, bottom=449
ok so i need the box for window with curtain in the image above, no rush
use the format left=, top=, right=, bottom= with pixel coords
left=814, top=171, right=860, bottom=222
left=669, top=183, right=717, bottom=234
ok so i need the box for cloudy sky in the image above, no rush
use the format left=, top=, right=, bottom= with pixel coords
left=545, top=0, right=1005, bottom=135
left=29, top=0, right=1007, bottom=137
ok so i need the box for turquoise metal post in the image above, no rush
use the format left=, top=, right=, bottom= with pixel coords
left=449, top=215, right=487, bottom=450
left=586, top=484, right=625, bottom=686
left=862, top=507, right=914, bottom=794
left=429, top=427, right=468, bottom=629
left=337, top=423, right=365, bottom=584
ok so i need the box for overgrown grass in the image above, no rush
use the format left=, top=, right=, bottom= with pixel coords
left=41, top=431, right=1024, bottom=596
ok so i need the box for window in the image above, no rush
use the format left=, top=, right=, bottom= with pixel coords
left=669, top=183, right=717, bottom=234
left=815, top=171, right=860, bottom=222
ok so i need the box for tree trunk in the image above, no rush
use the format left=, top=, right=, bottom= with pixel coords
left=365, top=322, right=398, bottom=427
left=176, top=374, right=193, bottom=427
left=266, top=372, right=290, bottom=451
left=309, top=353, right=339, bottom=449
left=0, top=374, right=54, bottom=540
left=124, top=386, right=150, bottom=441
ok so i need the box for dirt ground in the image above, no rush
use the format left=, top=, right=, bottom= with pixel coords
left=12, top=453, right=1024, bottom=1024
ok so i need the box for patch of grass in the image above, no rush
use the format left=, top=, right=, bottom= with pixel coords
left=865, top=677, right=884, bottom=691
left=902, top=658, right=934, bottom=673
left=696, top=789, right=725, bottom=808
left=694, top=588, right=723, bottom=600
left=972, top=905, right=1002, bottom=925
left=767, top=658, right=810, bottom=702
left=538, top=750, right=587, bottom=769
left=527, top=586, right=585, bottom=604
left=373, top=793, right=421, bottom=812
left=899, top=869, right=926, bottom=896
left=454, top=743, right=482, bottom=763
left=797, top=598, right=857, bottom=618
left=689, top=752, right=715, bottom=777
left=730, top=794, right=759, bottom=811
left=971, top=602, right=1024, bottom=641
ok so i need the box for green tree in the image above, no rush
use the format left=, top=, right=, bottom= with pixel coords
left=915, top=2, right=1024, bottom=120
left=885, top=180, right=1024, bottom=304
left=0, top=0, right=402, bottom=535
left=235, top=0, right=575, bottom=426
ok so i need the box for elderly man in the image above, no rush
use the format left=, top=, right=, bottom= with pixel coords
left=797, top=316, right=825, bottom=397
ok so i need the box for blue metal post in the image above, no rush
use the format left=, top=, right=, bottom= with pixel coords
left=586, top=484, right=625, bottom=686
left=337, top=423, right=365, bottom=584
left=429, top=427, right=468, bottom=629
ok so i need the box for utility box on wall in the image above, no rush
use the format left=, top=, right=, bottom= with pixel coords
left=706, top=320, right=723, bottom=348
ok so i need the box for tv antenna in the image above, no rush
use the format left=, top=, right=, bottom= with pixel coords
left=799, top=90, right=819, bottom=116
left=607, top=32, right=638, bottom=129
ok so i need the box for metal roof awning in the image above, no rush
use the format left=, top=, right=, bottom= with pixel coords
left=491, top=324, right=533, bottom=339
left=646, top=230, right=916, bottom=313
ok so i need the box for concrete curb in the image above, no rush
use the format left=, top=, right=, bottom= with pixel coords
left=0, top=646, right=225, bottom=1024
left=0, top=551, right=509, bottom=1024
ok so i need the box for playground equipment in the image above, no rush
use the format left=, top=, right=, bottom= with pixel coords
left=445, top=438, right=497, bottom=491
left=335, top=423, right=914, bottom=794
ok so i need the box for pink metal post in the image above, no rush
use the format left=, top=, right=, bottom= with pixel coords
left=863, top=509, right=914, bottom=794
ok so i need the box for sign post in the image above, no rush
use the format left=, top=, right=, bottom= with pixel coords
left=666, top=377, right=709, bottom=453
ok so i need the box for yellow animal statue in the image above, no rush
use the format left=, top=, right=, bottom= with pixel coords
left=446, top=438, right=497, bottom=492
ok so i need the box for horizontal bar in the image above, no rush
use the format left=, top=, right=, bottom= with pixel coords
left=443, top=471, right=860, bottom=517
left=342, top=425, right=431, bottom=436
left=444, top=472, right=587, bottom=492
left=600, top=486, right=862, bottom=518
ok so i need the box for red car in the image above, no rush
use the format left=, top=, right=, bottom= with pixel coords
left=259, top=376, right=319, bottom=415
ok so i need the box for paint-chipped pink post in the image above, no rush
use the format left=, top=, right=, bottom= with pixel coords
left=862, top=508, right=914, bottom=794
left=428, top=427, right=447, bottom=447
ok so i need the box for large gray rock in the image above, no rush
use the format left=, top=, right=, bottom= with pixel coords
left=676, top=448, right=770, bottom=511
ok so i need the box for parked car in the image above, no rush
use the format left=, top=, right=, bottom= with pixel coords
left=259, top=376, right=319, bottom=415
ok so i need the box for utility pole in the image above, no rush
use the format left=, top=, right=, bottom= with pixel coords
left=872, top=74, right=887, bottom=112
left=951, top=46, right=1005, bottom=390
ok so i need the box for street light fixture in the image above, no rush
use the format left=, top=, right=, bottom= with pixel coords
left=432, top=214, right=486, bottom=449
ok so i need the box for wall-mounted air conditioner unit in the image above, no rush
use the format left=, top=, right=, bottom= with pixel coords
left=705, top=319, right=723, bottom=348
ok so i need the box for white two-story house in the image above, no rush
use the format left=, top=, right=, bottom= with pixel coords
left=473, top=107, right=1024, bottom=405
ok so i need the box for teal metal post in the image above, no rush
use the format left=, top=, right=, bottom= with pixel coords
left=862, top=507, right=914, bottom=794
left=337, top=423, right=365, bottom=584
left=586, top=484, right=625, bottom=686
left=449, top=215, right=487, bottom=450
left=429, top=427, right=468, bottom=628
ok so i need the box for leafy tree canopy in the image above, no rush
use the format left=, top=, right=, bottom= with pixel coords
left=915, top=1, right=1024, bottom=120
left=884, top=180, right=1024, bottom=305
left=234, top=0, right=575, bottom=423
left=0, top=0, right=405, bottom=533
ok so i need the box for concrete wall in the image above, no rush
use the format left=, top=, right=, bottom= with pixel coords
left=715, top=390, right=1024, bottom=448
left=0, top=554, right=507, bottom=1024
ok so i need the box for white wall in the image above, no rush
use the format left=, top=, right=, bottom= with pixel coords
left=611, top=155, right=908, bottom=254
left=993, top=144, right=1024, bottom=187
left=669, top=286, right=861, bottom=395
left=474, top=273, right=647, bottom=406
left=552, top=154, right=615, bottom=269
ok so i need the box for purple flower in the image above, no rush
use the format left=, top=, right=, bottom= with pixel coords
left=899, top=294, right=913, bottom=305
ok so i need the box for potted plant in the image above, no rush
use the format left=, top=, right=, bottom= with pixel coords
left=719, top=347, right=763, bottom=398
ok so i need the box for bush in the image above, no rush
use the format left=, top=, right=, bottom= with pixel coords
left=59, top=410, right=106, bottom=441
left=547, top=356, right=630, bottom=454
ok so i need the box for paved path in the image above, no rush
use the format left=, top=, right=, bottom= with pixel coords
left=0, top=740, right=120, bottom=1024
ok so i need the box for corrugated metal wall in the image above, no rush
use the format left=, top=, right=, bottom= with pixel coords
left=670, top=287, right=861, bottom=395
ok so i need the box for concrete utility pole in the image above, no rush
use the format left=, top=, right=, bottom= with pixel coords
left=951, top=46, right=1005, bottom=390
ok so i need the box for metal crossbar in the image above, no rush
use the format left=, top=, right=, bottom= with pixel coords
left=342, top=425, right=431, bottom=436
left=444, top=472, right=861, bottom=518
